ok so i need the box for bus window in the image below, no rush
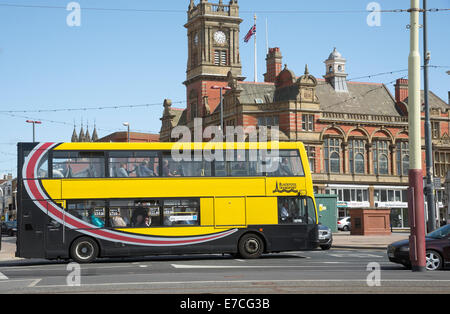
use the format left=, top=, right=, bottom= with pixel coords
left=67, top=200, right=106, bottom=228
left=163, top=199, right=200, bottom=226
left=278, top=196, right=316, bottom=225
left=109, top=200, right=134, bottom=227
left=53, top=152, right=105, bottom=178
left=37, top=155, right=49, bottom=178
left=109, top=151, right=159, bottom=178
left=266, top=150, right=304, bottom=177
left=229, top=150, right=249, bottom=176
left=109, top=200, right=161, bottom=228
left=162, top=153, right=211, bottom=177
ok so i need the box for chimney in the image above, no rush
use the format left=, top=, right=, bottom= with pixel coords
left=395, top=78, right=409, bottom=103
left=264, top=47, right=282, bottom=83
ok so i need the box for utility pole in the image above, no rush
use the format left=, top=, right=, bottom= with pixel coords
left=211, top=85, right=232, bottom=136
left=408, top=0, right=427, bottom=272
left=26, top=120, right=42, bottom=142
left=423, top=0, right=437, bottom=232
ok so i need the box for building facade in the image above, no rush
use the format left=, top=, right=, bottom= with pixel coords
left=159, top=0, right=450, bottom=228
left=0, top=174, right=17, bottom=221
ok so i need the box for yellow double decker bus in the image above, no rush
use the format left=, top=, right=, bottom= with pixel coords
left=16, top=141, right=318, bottom=263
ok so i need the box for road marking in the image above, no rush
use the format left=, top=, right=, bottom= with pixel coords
left=170, top=264, right=386, bottom=269
left=31, top=278, right=450, bottom=290
left=0, top=272, right=8, bottom=280
left=234, top=259, right=245, bottom=262
left=28, top=279, right=42, bottom=287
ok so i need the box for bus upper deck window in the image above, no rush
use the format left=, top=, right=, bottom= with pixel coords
left=266, top=150, right=304, bottom=177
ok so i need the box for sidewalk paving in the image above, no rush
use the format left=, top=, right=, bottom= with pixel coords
left=0, top=237, right=21, bottom=262
left=332, top=232, right=409, bottom=250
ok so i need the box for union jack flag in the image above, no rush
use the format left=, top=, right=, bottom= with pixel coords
left=244, top=24, right=256, bottom=43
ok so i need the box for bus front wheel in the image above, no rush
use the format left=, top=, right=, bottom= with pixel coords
left=238, top=233, right=264, bottom=259
left=70, top=237, right=99, bottom=264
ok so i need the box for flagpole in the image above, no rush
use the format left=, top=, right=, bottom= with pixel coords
left=265, top=17, right=269, bottom=55
left=254, top=14, right=257, bottom=82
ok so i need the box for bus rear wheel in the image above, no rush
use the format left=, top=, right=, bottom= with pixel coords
left=238, top=233, right=264, bottom=259
left=70, top=237, right=99, bottom=264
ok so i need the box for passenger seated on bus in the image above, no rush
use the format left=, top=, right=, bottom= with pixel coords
left=279, top=158, right=293, bottom=176
left=111, top=215, right=127, bottom=227
left=116, top=163, right=129, bottom=177
left=131, top=208, right=150, bottom=227
left=136, top=160, right=154, bottom=177
left=89, top=211, right=105, bottom=228
left=280, top=201, right=291, bottom=223
left=163, top=159, right=181, bottom=176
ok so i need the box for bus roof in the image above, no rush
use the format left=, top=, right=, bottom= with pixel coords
left=33, top=142, right=306, bottom=151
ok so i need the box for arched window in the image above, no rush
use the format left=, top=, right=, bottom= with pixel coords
left=373, top=140, right=390, bottom=175
left=324, top=138, right=341, bottom=173
left=349, top=139, right=366, bottom=174
left=396, top=141, right=409, bottom=176
left=379, top=154, right=388, bottom=175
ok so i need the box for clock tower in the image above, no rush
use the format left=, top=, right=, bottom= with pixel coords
left=184, top=0, right=243, bottom=122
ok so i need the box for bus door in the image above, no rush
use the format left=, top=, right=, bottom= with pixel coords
left=18, top=198, right=47, bottom=258
left=45, top=200, right=67, bottom=256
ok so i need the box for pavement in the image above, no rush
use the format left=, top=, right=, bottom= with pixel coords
left=0, top=232, right=410, bottom=262
left=332, top=231, right=409, bottom=250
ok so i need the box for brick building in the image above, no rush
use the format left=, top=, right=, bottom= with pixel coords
left=160, top=0, right=450, bottom=228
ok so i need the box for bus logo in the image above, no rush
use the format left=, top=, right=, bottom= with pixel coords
left=272, top=181, right=298, bottom=194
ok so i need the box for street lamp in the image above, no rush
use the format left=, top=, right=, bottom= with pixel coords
left=0, top=186, right=4, bottom=221
left=123, top=122, right=130, bottom=142
left=26, top=120, right=42, bottom=142
left=210, top=86, right=232, bottom=135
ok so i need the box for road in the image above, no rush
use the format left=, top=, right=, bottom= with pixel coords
left=0, top=246, right=449, bottom=294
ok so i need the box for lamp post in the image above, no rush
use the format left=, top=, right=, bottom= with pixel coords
left=26, top=120, right=42, bottom=142
left=211, top=86, right=232, bottom=135
left=408, top=0, right=427, bottom=272
left=123, top=122, right=130, bottom=143
left=0, top=186, right=4, bottom=221
left=423, top=0, right=437, bottom=232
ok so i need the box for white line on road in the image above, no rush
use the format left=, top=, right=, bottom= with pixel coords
left=170, top=264, right=391, bottom=269
left=28, top=279, right=42, bottom=287
left=31, top=278, right=450, bottom=290
left=0, top=272, right=8, bottom=280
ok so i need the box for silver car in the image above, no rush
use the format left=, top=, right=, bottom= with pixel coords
left=337, top=217, right=351, bottom=231
left=318, top=224, right=333, bottom=250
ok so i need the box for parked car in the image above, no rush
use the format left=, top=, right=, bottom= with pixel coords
left=337, top=217, right=351, bottom=231
left=1, top=221, right=17, bottom=236
left=387, top=224, right=450, bottom=271
left=318, top=224, right=333, bottom=250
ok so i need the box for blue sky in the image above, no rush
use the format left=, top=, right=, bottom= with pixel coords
left=0, top=0, right=449, bottom=175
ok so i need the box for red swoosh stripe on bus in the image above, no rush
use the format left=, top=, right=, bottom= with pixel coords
left=22, top=143, right=238, bottom=246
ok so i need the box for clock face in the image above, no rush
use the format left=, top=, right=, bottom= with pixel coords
left=214, top=31, right=227, bottom=45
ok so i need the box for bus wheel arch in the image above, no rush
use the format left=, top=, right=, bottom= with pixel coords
left=237, top=231, right=266, bottom=259
left=69, top=236, right=100, bottom=264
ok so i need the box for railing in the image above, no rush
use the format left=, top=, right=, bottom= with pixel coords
left=320, top=112, right=408, bottom=124
left=211, top=4, right=230, bottom=13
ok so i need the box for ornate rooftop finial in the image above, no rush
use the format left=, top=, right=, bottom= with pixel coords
left=71, top=125, right=78, bottom=142
left=304, top=64, right=309, bottom=75
left=91, top=121, right=99, bottom=142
